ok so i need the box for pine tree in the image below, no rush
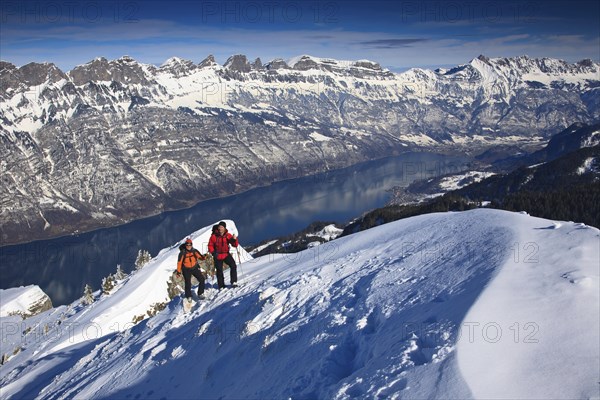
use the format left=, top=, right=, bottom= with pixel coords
left=101, top=274, right=116, bottom=295
left=135, top=250, right=152, bottom=270
left=82, top=284, right=95, bottom=305
left=115, top=264, right=127, bottom=280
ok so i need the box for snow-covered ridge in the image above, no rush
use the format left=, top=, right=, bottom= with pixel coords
left=248, top=239, right=278, bottom=256
left=286, top=54, right=384, bottom=71
left=0, top=285, right=52, bottom=318
left=0, top=209, right=598, bottom=399
left=45, top=219, right=250, bottom=352
left=306, top=223, right=344, bottom=241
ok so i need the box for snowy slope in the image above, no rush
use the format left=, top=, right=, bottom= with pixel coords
left=0, top=210, right=598, bottom=399
left=0, top=220, right=250, bottom=358
left=50, top=219, right=252, bottom=353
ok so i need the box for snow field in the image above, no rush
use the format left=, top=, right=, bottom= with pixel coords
left=458, top=217, right=600, bottom=399
left=0, top=209, right=598, bottom=399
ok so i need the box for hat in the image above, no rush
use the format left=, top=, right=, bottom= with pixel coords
left=218, top=221, right=227, bottom=228
left=185, top=238, right=193, bottom=244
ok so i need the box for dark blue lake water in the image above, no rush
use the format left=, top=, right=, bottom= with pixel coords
left=0, top=153, right=471, bottom=305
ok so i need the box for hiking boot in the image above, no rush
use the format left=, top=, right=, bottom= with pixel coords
left=198, top=294, right=205, bottom=300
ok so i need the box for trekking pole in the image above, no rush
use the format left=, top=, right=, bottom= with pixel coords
left=210, top=257, right=216, bottom=288
left=236, top=245, right=244, bottom=283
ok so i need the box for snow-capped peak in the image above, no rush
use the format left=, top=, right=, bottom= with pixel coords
left=160, top=57, right=189, bottom=67
left=469, top=54, right=600, bottom=78
left=198, top=54, right=218, bottom=68
left=285, top=54, right=352, bottom=68
left=223, top=54, right=252, bottom=71
left=117, top=55, right=136, bottom=63
left=468, top=56, right=502, bottom=82
left=286, top=54, right=383, bottom=72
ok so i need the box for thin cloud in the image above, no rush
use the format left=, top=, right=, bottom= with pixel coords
left=1, top=20, right=598, bottom=72
left=359, top=38, right=429, bottom=48
left=306, top=35, right=336, bottom=40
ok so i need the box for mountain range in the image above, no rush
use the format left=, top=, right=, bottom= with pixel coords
left=1, top=54, right=599, bottom=245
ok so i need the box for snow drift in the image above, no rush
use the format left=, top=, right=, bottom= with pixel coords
left=0, top=286, right=52, bottom=318
left=0, top=209, right=598, bottom=399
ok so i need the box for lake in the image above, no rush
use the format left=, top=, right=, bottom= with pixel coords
left=0, top=152, right=471, bottom=305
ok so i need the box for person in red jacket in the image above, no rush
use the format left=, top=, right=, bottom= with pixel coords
left=177, top=238, right=206, bottom=300
left=208, top=221, right=239, bottom=289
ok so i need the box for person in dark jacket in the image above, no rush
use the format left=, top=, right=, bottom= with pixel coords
left=176, top=238, right=206, bottom=300
left=208, top=221, right=238, bottom=289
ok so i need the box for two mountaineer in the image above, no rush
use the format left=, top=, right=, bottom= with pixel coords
left=176, top=221, right=239, bottom=303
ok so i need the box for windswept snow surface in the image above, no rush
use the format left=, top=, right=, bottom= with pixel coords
left=0, top=210, right=598, bottom=400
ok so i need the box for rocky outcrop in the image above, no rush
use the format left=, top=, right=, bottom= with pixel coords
left=0, top=285, right=53, bottom=319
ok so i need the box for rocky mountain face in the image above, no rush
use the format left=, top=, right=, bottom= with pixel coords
left=385, top=123, right=600, bottom=205
left=480, top=122, right=600, bottom=170
left=529, top=122, right=600, bottom=162
left=1, top=54, right=599, bottom=245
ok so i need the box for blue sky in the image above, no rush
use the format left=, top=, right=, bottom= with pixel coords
left=1, top=0, right=599, bottom=72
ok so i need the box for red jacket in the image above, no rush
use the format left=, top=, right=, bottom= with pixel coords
left=208, top=230, right=238, bottom=260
